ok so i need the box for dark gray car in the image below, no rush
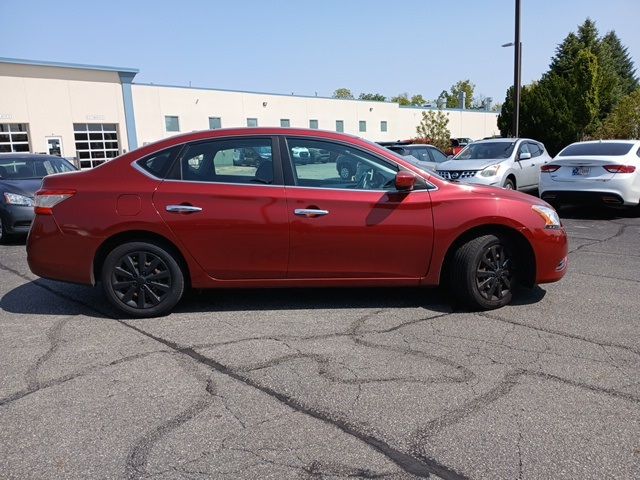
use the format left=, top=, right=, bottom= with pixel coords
left=0, top=153, right=76, bottom=241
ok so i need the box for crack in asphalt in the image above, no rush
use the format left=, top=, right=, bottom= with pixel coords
left=568, top=223, right=632, bottom=255
left=0, top=264, right=467, bottom=480
left=0, top=350, right=168, bottom=407
left=24, top=316, right=72, bottom=390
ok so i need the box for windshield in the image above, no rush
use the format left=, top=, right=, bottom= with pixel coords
left=558, top=143, right=634, bottom=156
left=454, top=142, right=516, bottom=160
left=0, top=156, right=76, bottom=179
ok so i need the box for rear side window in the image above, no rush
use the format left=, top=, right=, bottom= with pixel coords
left=559, top=143, right=634, bottom=156
left=527, top=142, right=542, bottom=157
left=137, top=146, right=180, bottom=178
left=179, top=138, right=276, bottom=185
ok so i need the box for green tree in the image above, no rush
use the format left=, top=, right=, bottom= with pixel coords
left=358, top=93, right=386, bottom=101
left=595, top=89, right=640, bottom=139
left=332, top=88, right=354, bottom=99
left=499, top=18, right=638, bottom=155
left=410, top=94, right=427, bottom=106
left=416, top=110, right=451, bottom=151
left=391, top=93, right=411, bottom=106
left=446, top=80, right=475, bottom=109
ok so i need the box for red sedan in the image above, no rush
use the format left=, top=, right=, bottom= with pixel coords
left=27, top=128, right=568, bottom=317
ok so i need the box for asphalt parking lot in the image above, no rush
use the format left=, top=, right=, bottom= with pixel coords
left=1, top=206, right=639, bottom=480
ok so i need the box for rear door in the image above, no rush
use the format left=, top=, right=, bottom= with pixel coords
left=153, top=136, right=289, bottom=279
left=282, top=137, right=434, bottom=279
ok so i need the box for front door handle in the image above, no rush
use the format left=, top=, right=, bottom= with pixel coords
left=294, top=208, right=329, bottom=217
left=166, top=205, right=203, bottom=213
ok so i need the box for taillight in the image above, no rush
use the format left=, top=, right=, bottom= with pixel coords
left=34, top=189, right=76, bottom=215
left=603, top=165, right=636, bottom=173
left=540, top=164, right=560, bottom=172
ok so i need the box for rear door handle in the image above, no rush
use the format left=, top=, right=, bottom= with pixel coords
left=166, top=205, right=203, bottom=213
left=294, top=208, right=329, bottom=217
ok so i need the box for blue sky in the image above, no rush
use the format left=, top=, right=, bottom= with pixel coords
left=1, top=0, right=639, bottom=104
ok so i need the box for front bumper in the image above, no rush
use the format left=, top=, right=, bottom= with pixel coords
left=533, top=226, right=569, bottom=284
left=0, top=204, right=35, bottom=235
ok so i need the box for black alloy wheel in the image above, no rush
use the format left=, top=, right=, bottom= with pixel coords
left=475, top=244, right=513, bottom=302
left=449, top=234, right=516, bottom=310
left=102, top=241, right=184, bottom=317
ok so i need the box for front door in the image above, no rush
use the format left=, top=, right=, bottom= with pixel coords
left=45, top=136, right=63, bottom=156
left=153, top=136, right=289, bottom=279
left=283, top=137, right=434, bottom=279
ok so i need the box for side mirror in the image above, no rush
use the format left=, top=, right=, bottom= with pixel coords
left=395, top=171, right=416, bottom=191
left=519, top=152, right=532, bottom=160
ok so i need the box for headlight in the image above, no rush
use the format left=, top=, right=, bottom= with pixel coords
left=532, top=205, right=561, bottom=229
left=3, top=192, right=34, bottom=207
left=480, top=164, right=500, bottom=177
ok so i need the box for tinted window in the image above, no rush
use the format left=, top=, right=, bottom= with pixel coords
left=137, top=147, right=180, bottom=178
left=528, top=142, right=542, bottom=157
left=405, top=147, right=432, bottom=163
left=429, top=148, right=448, bottom=163
left=455, top=142, right=516, bottom=160
left=0, top=156, right=75, bottom=179
left=286, top=137, right=398, bottom=190
left=558, top=143, right=634, bottom=156
left=180, top=138, right=275, bottom=185
left=336, top=120, right=344, bottom=133
left=309, top=119, right=319, bottom=129
left=208, top=117, right=222, bottom=129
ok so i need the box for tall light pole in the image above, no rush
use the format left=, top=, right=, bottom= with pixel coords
left=502, top=0, right=522, bottom=138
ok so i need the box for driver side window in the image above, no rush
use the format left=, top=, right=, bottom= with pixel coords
left=285, top=137, right=398, bottom=190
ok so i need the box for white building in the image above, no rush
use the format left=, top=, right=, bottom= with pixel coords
left=0, top=57, right=499, bottom=168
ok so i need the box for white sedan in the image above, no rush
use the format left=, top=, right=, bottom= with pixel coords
left=540, top=140, right=640, bottom=208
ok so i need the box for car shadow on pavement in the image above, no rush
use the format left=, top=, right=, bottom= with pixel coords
left=1, top=279, right=547, bottom=320
left=559, top=204, right=640, bottom=220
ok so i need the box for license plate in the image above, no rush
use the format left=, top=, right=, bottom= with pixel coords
left=572, top=167, right=590, bottom=176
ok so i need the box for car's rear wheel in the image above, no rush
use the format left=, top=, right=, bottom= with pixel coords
left=101, top=241, right=184, bottom=318
left=0, top=216, right=9, bottom=244
left=339, top=164, right=353, bottom=180
left=449, top=234, right=515, bottom=310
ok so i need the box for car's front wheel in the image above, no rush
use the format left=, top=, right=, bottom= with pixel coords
left=503, top=178, right=515, bottom=190
left=101, top=241, right=185, bottom=317
left=449, top=234, right=515, bottom=310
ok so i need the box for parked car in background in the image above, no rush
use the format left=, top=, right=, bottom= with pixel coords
left=27, top=127, right=567, bottom=317
left=385, top=144, right=449, bottom=172
left=436, top=138, right=551, bottom=191
left=539, top=140, right=640, bottom=209
left=0, top=153, right=77, bottom=241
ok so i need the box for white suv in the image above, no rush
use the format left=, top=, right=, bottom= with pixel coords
left=436, top=138, right=551, bottom=191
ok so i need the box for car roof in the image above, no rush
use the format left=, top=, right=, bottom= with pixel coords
left=565, top=139, right=640, bottom=145
left=0, top=153, right=66, bottom=160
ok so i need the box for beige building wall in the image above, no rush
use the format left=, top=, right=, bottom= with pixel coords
left=132, top=84, right=499, bottom=146
left=0, top=63, right=129, bottom=158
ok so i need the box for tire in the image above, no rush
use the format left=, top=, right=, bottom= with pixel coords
left=0, top=216, right=10, bottom=244
left=448, top=234, right=515, bottom=310
left=339, top=164, right=353, bottom=180
left=503, top=178, right=515, bottom=190
left=101, top=241, right=185, bottom=318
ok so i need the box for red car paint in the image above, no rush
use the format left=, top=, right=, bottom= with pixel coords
left=27, top=128, right=567, bottom=292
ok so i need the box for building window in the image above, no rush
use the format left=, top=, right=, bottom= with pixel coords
left=280, top=119, right=290, bottom=128
left=73, top=123, right=119, bottom=169
left=247, top=118, right=258, bottom=127
left=309, top=119, right=319, bottom=129
left=0, top=124, right=30, bottom=153
left=380, top=121, right=388, bottom=132
left=359, top=121, right=367, bottom=132
left=209, top=117, right=222, bottom=130
left=165, top=116, right=180, bottom=132
left=336, top=120, right=344, bottom=133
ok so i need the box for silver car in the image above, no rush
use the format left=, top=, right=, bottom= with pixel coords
left=386, top=144, right=449, bottom=172
left=436, top=138, right=551, bottom=191
left=539, top=140, right=640, bottom=208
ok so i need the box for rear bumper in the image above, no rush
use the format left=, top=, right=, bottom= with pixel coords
left=0, top=204, right=34, bottom=235
left=540, top=190, right=630, bottom=206
left=27, top=215, right=96, bottom=285
left=540, top=176, right=640, bottom=206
